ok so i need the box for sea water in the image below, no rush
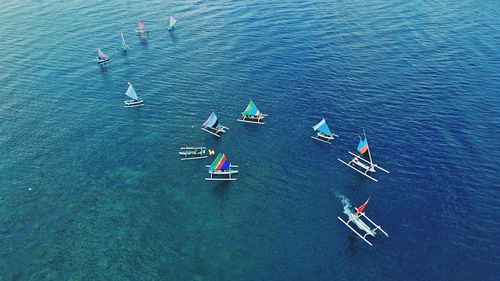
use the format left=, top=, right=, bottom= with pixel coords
left=0, top=0, right=498, bottom=280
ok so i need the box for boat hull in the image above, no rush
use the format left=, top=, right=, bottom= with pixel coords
left=97, top=59, right=111, bottom=65
left=124, top=99, right=144, bottom=107
left=201, top=126, right=228, bottom=137
left=237, top=115, right=266, bottom=124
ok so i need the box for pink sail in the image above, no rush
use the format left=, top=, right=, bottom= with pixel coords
left=138, top=19, right=146, bottom=31
left=97, top=48, right=108, bottom=60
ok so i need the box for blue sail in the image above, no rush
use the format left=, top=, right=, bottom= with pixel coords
left=312, top=118, right=333, bottom=136
left=220, top=159, right=230, bottom=171
left=357, top=137, right=368, bottom=154
left=203, top=112, right=220, bottom=128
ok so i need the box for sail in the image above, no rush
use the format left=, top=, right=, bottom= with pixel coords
left=209, top=153, right=230, bottom=172
left=210, top=153, right=231, bottom=172
left=243, top=100, right=261, bottom=116
left=220, top=159, right=230, bottom=171
left=355, top=198, right=370, bottom=216
left=357, top=137, right=369, bottom=154
left=313, top=118, right=332, bottom=136
left=169, top=16, right=177, bottom=28
left=215, top=154, right=227, bottom=170
left=97, top=48, right=108, bottom=60
left=138, top=19, right=147, bottom=31
left=125, top=82, right=139, bottom=100
left=209, top=153, right=223, bottom=172
left=203, top=112, right=221, bottom=129
left=121, top=32, right=127, bottom=45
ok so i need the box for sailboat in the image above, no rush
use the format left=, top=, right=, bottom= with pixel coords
left=136, top=19, right=150, bottom=35
left=96, top=48, right=110, bottom=65
left=201, top=112, right=229, bottom=137
left=237, top=100, right=267, bottom=124
left=123, top=82, right=144, bottom=107
left=337, top=131, right=389, bottom=182
left=178, top=146, right=208, bottom=160
left=311, top=118, right=338, bottom=144
left=205, top=153, right=239, bottom=181
left=337, top=197, right=389, bottom=246
left=168, top=16, right=177, bottom=31
left=120, top=32, right=130, bottom=51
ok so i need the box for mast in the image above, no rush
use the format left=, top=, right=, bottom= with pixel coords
left=120, top=32, right=129, bottom=50
left=363, top=130, right=373, bottom=164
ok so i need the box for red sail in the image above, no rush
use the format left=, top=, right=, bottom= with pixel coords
left=355, top=198, right=370, bottom=216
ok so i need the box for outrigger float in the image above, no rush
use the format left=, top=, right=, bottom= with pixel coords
left=337, top=131, right=388, bottom=182
left=96, top=48, right=111, bottom=65
left=123, top=82, right=144, bottom=107
left=178, top=146, right=208, bottom=160
left=337, top=198, right=388, bottom=246
left=205, top=153, right=238, bottom=181
left=201, top=112, right=228, bottom=137
left=237, top=100, right=267, bottom=124
left=311, top=118, right=338, bottom=144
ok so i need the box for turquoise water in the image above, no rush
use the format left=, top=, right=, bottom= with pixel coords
left=0, top=0, right=499, bottom=280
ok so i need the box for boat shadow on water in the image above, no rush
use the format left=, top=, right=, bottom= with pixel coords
left=347, top=234, right=361, bottom=254
left=169, top=31, right=178, bottom=44
left=212, top=181, right=231, bottom=199
left=99, top=64, right=110, bottom=74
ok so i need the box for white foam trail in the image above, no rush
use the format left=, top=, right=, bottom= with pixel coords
left=336, top=193, right=354, bottom=216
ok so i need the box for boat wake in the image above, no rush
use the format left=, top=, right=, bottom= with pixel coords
left=336, top=193, right=354, bottom=217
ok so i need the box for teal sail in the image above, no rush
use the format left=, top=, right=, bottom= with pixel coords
left=313, top=118, right=333, bottom=136
left=125, top=82, right=139, bottom=100
left=243, top=100, right=261, bottom=116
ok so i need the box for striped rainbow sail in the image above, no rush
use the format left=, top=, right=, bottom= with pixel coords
left=243, top=100, right=261, bottom=117
left=97, top=48, right=108, bottom=60
left=203, top=112, right=221, bottom=129
left=209, top=153, right=231, bottom=172
left=313, top=118, right=333, bottom=137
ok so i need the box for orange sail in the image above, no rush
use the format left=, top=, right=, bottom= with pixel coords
left=355, top=197, right=370, bottom=216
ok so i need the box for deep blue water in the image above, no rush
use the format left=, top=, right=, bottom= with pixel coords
left=0, top=0, right=499, bottom=280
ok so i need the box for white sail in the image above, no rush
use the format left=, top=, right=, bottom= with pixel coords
left=125, top=82, right=139, bottom=100
left=169, top=16, right=177, bottom=28
left=120, top=32, right=129, bottom=49
left=121, top=32, right=126, bottom=45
